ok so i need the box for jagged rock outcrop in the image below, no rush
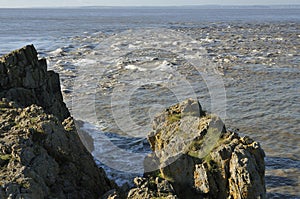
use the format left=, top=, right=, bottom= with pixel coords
left=126, top=177, right=178, bottom=199
left=0, top=45, right=70, bottom=122
left=102, top=176, right=178, bottom=199
left=136, top=99, right=266, bottom=199
left=0, top=46, right=116, bottom=199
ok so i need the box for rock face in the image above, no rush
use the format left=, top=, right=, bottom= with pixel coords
left=0, top=46, right=116, bottom=199
left=126, top=177, right=178, bottom=199
left=0, top=45, right=70, bottom=122
left=141, top=99, right=266, bottom=199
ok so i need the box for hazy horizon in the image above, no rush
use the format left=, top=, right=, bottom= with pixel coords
left=0, top=0, right=299, bottom=8
left=0, top=5, right=299, bottom=9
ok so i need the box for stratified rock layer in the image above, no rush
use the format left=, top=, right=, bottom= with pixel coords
left=0, top=46, right=116, bottom=199
left=141, top=99, right=266, bottom=199
left=0, top=45, right=70, bottom=122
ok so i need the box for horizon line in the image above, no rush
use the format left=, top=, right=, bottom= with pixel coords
left=0, top=4, right=299, bottom=9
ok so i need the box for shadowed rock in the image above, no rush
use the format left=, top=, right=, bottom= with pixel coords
left=0, top=46, right=116, bottom=199
left=0, top=45, right=70, bottom=122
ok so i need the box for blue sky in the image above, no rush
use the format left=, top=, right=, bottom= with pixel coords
left=0, top=0, right=299, bottom=8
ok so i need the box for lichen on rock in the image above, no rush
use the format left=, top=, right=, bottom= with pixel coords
left=138, top=98, right=266, bottom=199
left=126, top=177, right=178, bottom=199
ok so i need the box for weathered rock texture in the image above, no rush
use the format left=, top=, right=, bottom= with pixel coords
left=0, top=46, right=116, bottom=199
left=0, top=45, right=70, bottom=122
left=126, top=177, right=178, bottom=199
left=142, top=99, right=266, bottom=199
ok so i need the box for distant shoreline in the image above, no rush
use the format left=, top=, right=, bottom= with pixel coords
left=1, top=5, right=300, bottom=9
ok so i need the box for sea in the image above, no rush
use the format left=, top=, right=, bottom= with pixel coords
left=0, top=6, right=299, bottom=198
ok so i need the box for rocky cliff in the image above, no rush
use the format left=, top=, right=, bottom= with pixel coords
left=0, top=45, right=69, bottom=122
left=0, top=46, right=116, bottom=199
left=127, top=99, right=266, bottom=199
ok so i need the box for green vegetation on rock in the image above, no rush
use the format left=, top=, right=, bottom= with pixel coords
left=203, top=154, right=219, bottom=173
left=0, top=154, right=11, bottom=161
left=0, top=154, right=12, bottom=167
left=167, top=112, right=181, bottom=123
left=143, top=99, right=266, bottom=199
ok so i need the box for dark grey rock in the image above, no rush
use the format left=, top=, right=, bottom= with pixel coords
left=0, top=45, right=70, bottom=121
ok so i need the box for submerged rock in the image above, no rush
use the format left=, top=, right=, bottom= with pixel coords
left=129, top=99, right=266, bottom=199
left=0, top=46, right=116, bottom=199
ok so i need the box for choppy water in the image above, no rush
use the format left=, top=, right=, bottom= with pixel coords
left=0, top=7, right=299, bottom=198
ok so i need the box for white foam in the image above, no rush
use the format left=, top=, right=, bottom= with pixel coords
left=124, top=64, right=147, bottom=72
left=155, top=60, right=173, bottom=71
left=200, top=37, right=214, bottom=43
left=274, top=37, right=283, bottom=41
left=73, top=59, right=97, bottom=66
left=128, top=44, right=137, bottom=49
left=50, top=48, right=64, bottom=55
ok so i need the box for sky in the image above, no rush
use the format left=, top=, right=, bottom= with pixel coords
left=0, top=0, right=299, bottom=8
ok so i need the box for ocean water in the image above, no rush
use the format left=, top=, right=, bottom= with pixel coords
left=1, top=7, right=300, bottom=55
left=0, top=7, right=299, bottom=198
